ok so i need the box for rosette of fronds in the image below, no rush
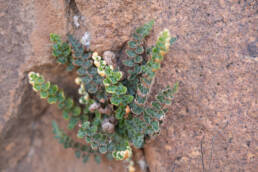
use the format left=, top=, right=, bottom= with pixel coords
left=28, top=21, right=178, bottom=165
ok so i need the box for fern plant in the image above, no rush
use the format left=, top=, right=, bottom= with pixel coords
left=28, top=21, right=178, bottom=164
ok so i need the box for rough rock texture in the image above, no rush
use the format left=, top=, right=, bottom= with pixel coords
left=0, top=0, right=257, bottom=172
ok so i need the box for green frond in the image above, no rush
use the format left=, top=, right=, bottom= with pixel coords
left=29, top=21, right=178, bottom=165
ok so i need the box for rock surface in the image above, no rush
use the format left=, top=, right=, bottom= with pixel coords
left=0, top=0, right=257, bottom=172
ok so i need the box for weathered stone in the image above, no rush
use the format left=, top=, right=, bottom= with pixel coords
left=142, top=1, right=258, bottom=171
left=0, top=0, right=257, bottom=172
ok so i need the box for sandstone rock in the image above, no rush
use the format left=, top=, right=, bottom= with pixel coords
left=0, top=0, right=257, bottom=172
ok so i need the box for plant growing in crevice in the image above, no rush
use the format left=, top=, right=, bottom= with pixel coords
left=28, top=20, right=178, bottom=165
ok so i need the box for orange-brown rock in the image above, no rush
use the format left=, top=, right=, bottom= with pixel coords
left=0, top=0, right=257, bottom=172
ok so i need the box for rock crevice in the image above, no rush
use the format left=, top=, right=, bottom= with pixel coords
left=0, top=0, right=257, bottom=172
